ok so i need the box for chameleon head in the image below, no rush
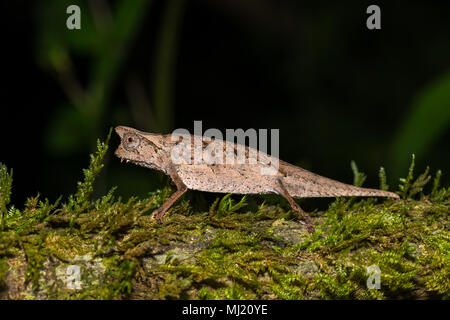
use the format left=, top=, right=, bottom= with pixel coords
left=114, top=126, right=167, bottom=171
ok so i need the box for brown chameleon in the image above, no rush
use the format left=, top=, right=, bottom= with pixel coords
left=114, top=126, right=399, bottom=233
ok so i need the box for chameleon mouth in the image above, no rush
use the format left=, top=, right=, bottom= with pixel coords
left=118, top=156, right=149, bottom=167
left=115, top=152, right=132, bottom=164
left=118, top=157, right=136, bottom=165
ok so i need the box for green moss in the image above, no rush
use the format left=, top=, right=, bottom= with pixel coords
left=0, top=258, right=8, bottom=289
left=23, top=232, right=47, bottom=291
left=0, top=133, right=448, bottom=300
left=0, top=163, right=13, bottom=230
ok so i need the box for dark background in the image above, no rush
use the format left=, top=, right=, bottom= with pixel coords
left=1, top=0, right=450, bottom=207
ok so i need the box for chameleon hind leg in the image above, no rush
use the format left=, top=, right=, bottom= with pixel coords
left=275, top=179, right=315, bottom=233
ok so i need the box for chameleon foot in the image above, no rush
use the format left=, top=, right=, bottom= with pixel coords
left=276, top=179, right=315, bottom=233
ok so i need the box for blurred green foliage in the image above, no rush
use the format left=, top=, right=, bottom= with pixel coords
left=391, top=71, right=450, bottom=175
left=37, top=0, right=151, bottom=154
left=152, top=0, right=186, bottom=131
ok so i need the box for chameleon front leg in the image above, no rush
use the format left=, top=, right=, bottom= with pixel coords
left=150, top=167, right=187, bottom=223
left=275, top=179, right=315, bottom=233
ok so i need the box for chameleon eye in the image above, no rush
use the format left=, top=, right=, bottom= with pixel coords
left=123, top=133, right=140, bottom=151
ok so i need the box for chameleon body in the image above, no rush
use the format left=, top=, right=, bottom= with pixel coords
left=115, top=126, right=399, bottom=232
